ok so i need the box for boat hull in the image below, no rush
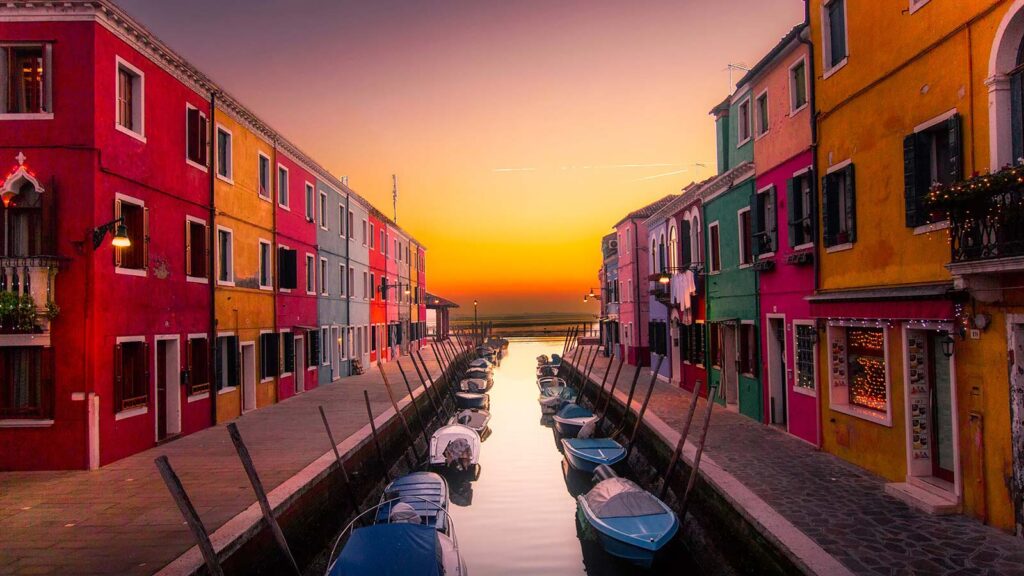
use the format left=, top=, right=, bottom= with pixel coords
left=455, top=392, right=489, bottom=409
left=561, top=439, right=626, bottom=473
left=554, top=418, right=584, bottom=438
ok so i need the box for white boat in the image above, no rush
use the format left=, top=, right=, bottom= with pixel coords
left=448, top=408, right=490, bottom=434
left=469, top=358, right=493, bottom=369
left=458, top=378, right=492, bottom=393
left=429, top=424, right=481, bottom=472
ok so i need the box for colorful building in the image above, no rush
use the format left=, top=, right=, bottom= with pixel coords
left=346, top=189, right=371, bottom=372
left=316, top=176, right=346, bottom=385
left=739, top=24, right=818, bottom=444
left=368, top=210, right=387, bottom=363
left=597, top=233, right=619, bottom=355
left=645, top=215, right=672, bottom=377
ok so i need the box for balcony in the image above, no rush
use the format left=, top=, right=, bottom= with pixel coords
left=0, top=256, right=61, bottom=340
left=649, top=281, right=671, bottom=305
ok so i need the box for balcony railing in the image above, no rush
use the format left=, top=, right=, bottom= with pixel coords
left=936, top=166, right=1024, bottom=265
left=649, top=281, right=671, bottom=305
left=0, top=256, right=61, bottom=334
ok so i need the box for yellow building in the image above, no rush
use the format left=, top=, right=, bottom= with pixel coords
left=810, top=0, right=1020, bottom=531
left=211, top=100, right=278, bottom=422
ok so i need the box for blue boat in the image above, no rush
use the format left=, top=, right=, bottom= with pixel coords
left=561, top=438, right=627, bottom=473
left=577, top=471, right=679, bottom=568
left=552, top=403, right=598, bottom=438
left=539, top=386, right=577, bottom=414
left=376, top=472, right=449, bottom=533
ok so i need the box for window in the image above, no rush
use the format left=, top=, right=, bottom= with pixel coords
left=339, top=264, right=347, bottom=297
left=828, top=326, right=888, bottom=413
left=823, top=163, right=856, bottom=247
left=260, top=333, right=278, bottom=380
left=690, top=323, right=705, bottom=366
left=370, top=223, right=376, bottom=249
left=709, top=323, right=721, bottom=367
left=737, top=97, right=751, bottom=144
left=306, top=254, right=315, bottom=294
left=787, top=170, right=815, bottom=247
left=215, top=125, right=233, bottom=179
left=115, top=196, right=148, bottom=271
left=904, top=114, right=962, bottom=228
left=790, top=58, right=808, bottom=113
left=115, top=339, right=148, bottom=412
left=278, top=246, right=297, bottom=290
left=370, top=273, right=376, bottom=300
left=320, top=257, right=329, bottom=295
left=349, top=212, right=355, bottom=241
left=186, top=337, right=209, bottom=396
left=215, top=335, right=238, bottom=391
left=794, top=323, right=816, bottom=393
left=0, top=347, right=52, bottom=419
left=648, top=322, right=668, bottom=355
left=349, top=267, right=355, bottom=299
left=319, top=192, right=329, bottom=230
left=278, top=166, right=289, bottom=208
left=308, top=329, right=321, bottom=368
left=259, top=240, right=272, bottom=288
left=281, top=332, right=295, bottom=374
left=1, top=44, right=52, bottom=115
left=755, top=91, right=769, bottom=137
left=4, top=182, right=43, bottom=257
left=362, top=220, right=368, bottom=245
left=258, top=154, right=271, bottom=200
left=321, top=327, right=330, bottom=365
left=363, top=271, right=369, bottom=299
left=115, top=59, right=144, bottom=137
left=380, top=230, right=386, bottom=254
left=305, top=183, right=314, bottom=221
left=217, top=228, right=233, bottom=284
left=739, top=323, right=757, bottom=376
left=752, top=186, right=776, bottom=256
left=185, top=219, right=208, bottom=279
left=186, top=106, right=208, bottom=167
left=823, top=0, right=848, bottom=72
left=738, top=209, right=753, bottom=266
left=339, top=205, right=346, bottom=237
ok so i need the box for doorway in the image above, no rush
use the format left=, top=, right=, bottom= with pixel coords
left=155, top=337, right=181, bottom=442
left=670, top=315, right=682, bottom=386
left=767, top=316, right=787, bottom=426
left=721, top=324, right=738, bottom=408
left=295, top=336, right=305, bottom=394
left=240, top=342, right=256, bottom=413
left=1010, top=321, right=1024, bottom=536
left=332, top=326, right=341, bottom=380
left=905, top=328, right=958, bottom=491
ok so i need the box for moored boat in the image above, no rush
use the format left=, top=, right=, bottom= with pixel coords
left=429, top=424, right=481, bottom=472
left=553, top=403, right=598, bottom=438
left=458, top=377, right=492, bottom=393
left=536, top=376, right=567, bottom=391
left=538, top=386, right=577, bottom=414
left=561, top=438, right=627, bottom=473
left=449, top=408, right=490, bottom=434
left=455, top=391, right=489, bottom=409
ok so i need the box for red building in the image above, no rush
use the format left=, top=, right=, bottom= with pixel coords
left=0, top=8, right=215, bottom=469
left=368, top=210, right=387, bottom=362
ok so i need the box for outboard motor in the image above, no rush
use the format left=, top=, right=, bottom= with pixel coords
left=592, top=463, right=619, bottom=483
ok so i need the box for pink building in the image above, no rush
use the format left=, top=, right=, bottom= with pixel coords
left=613, top=195, right=676, bottom=366
left=745, top=25, right=818, bottom=445
left=274, top=150, right=320, bottom=400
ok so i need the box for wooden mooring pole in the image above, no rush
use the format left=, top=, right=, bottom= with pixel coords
left=612, top=363, right=644, bottom=438
left=363, top=390, right=391, bottom=484
left=659, top=380, right=704, bottom=500
left=226, top=423, right=301, bottom=576
left=397, top=360, right=433, bottom=451
left=317, top=405, right=360, bottom=513
left=412, top=348, right=446, bottom=417
left=154, top=456, right=225, bottom=576
left=679, top=382, right=721, bottom=522
left=377, top=361, right=420, bottom=468
left=595, top=355, right=625, bottom=431
left=625, top=354, right=665, bottom=457
left=418, top=348, right=452, bottom=414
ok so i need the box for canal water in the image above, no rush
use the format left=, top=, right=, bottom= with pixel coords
left=447, top=338, right=698, bottom=575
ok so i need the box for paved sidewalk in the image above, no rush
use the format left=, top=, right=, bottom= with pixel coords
left=0, top=347, right=451, bottom=576
left=567, top=349, right=1024, bottom=576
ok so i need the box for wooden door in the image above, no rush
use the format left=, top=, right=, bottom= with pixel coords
left=156, top=341, right=167, bottom=440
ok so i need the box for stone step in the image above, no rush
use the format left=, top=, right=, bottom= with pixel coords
left=884, top=481, right=960, bottom=515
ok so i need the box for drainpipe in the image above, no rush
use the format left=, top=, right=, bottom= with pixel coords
left=271, top=139, right=279, bottom=400
left=632, top=219, right=641, bottom=365
left=208, top=91, right=218, bottom=428
left=344, top=183, right=351, bottom=375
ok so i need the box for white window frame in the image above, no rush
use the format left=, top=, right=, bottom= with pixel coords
left=258, top=239, right=273, bottom=290
left=321, top=326, right=331, bottom=366
left=305, top=181, right=315, bottom=221
left=184, top=103, right=208, bottom=172
left=186, top=333, right=211, bottom=401
left=215, top=331, right=238, bottom=394
left=261, top=329, right=280, bottom=382
left=821, top=0, right=849, bottom=79
left=278, top=242, right=291, bottom=294
left=826, top=320, right=893, bottom=427
left=257, top=152, right=272, bottom=201
left=339, top=263, right=347, bottom=298
left=737, top=207, right=753, bottom=268
left=185, top=215, right=208, bottom=284
left=339, top=205, right=346, bottom=238
left=788, top=55, right=810, bottom=116
left=277, top=164, right=290, bottom=210
left=791, top=320, right=818, bottom=398
left=756, top=184, right=776, bottom=259
left=754, top=89, right=769, bottom=139
left=824, top=158, right=855, bottom=253
left=114, top=192, right=147, bottom=278
left=114, top=335, right=149, bottom=420
left=320, top=256, right=329, bottom=296
left=736, top=94, right=752, bottom=147
left=791, top=166, right=816, bottom=251
left=708, top=221, right=721, bottom=274
left=216, top=225, right=235, bottom=287
left=319, top=190, right=329, bottom=231
left=114, top=56, right=145, bottom=142
left=215, top=124, right=233, bottom=184
left=306, top=253, right=316, bottom=295
left=0, top=42, right=54, bottom=121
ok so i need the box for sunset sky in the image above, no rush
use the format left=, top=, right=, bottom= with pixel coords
left=119, top=0, right=804, bottom=317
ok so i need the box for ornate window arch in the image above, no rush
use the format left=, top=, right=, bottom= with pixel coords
left=988, top=1, right=1024, bottom=169
left=668, top=224, right=678, bottom=269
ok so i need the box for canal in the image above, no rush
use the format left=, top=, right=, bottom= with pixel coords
left=447, top=338, right=699, bottom=575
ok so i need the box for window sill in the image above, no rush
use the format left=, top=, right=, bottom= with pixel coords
left=830, top=402, right=892, bottom=427
left=758, top=252, right=776, bottom=260
left=0, top=113, right=54, bottom=121
left=739, top=263, right=753, bottom=269
left=217, top=386, right=237, bottom=395
left=185, top=158, right=208, bottom=173
left=263, top=376, right=279, bottom=382
left=913, top=220, right=949, bottom=236
left=258, top=194, right=273, bottom=203
left=822, top=58, right=848, bottom=81
left=754, top=130, right=769, bottom=141
left=279, top=288, right=291, bottom=294
left=115, top=267, right=147, bottom=278
left=115, top=123, right=147, bottom=143
left=789, top=103, right=809, bottom=117
left=736, top=136, right=752, bottom=149
left=115, top=406, right=148, bottom=421
left=792, top=242, right=815, bottom=252
left=278, top=203, right=291, bottom=212
left=908, top=0, right=931, bottom=15
left=0, top=418, right=54, bottom=428
left=218, top=280, right=236, bottom=287
left=792, top=385, right=817, bottom=398
left=186, top=392, right=209, bottom=403
left=307, top=366, right=317, bottom=371
left=825, top=242, right=854, bottom=254
left=216, top=174, right=234, bottom=185
left=186, top=276, right=208, bottom=284
left=259, top=285, right=273, bottom=291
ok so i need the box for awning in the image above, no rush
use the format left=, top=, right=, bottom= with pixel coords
left=807, top=283, right=956, bottom=320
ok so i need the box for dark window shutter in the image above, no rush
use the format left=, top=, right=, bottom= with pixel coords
left=199, top=114, right=209, bottom=166
left=187, top=108, right=200, bottom=162
left=228, top=338, right=239, bottom=388
left=750, top=191, right=761, bottom=257
left=786, top=178, right=798, bottom=247
left=903, top=133, right=919, bottom=227
left=948, top=113, right=963, bottom=182
left=143, top=207, right=150, bottom=269
left=680, top=220, right=691, bottom=267
left=1013, top=72, right=1023, bottom=163
left=278, top=248, right=297, bottom=290
left=114, top=343, right=123, bottom=411
left=768, top=186, right=777, bottom=251
left=821, top=174, right=835, bottom=247
left=844, top=165, right=857, bottom=243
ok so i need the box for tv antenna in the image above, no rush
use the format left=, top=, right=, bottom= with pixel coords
left=392, top=174, right=398, bottom=223
left=724, top=63, right=751, bottom=93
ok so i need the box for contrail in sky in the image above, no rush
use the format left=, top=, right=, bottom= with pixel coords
left=633, top=168, right=691, bottom=181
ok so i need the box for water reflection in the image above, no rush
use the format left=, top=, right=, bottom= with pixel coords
left=447, top=339, right=697, bottom=575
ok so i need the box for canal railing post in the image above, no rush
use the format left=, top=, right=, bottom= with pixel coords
left=625, top=354, right=665, bottom=458
left=595, top=355, right=625, bottom=431
left=317, top=405, right=360, bottom=513
left=363, top=390, right=391, bottom=484
left=658, top=380, right=704, bottom=501
left=377, top=361, right=420, bottom=468
left=154, top=456, right=225, bottom=576
left=397, top=360, right=432, bottom=453
left=679, top=381, right=720, bottom=523
left=612, top=363, right=644, bottom=438
left=226, top=423, right=301, bottom=576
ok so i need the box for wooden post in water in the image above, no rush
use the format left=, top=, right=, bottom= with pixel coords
left=560, top=327, right=572, bottom=360
left=363, top=390, right=391, bottom=483
left=588, top=349, right=615, bottom=412
left=318, top=406, right=360, bottom=512
left=658, top=380, right=704, bottom=500
left=154, top=456, right=225, bottom=576
left=613, top=363, right=644, bottom=438
left=413, top=349, right=446, bottom=416
left=595, top=355, right=626, bottom=430
left=625, top=354, right=665, bottom=457
left=679, top=382, right=720, bottom=522
left=226, top=423, right=301, bottom=576
left=418, top=348, right=452, bottom=414
left=397, top=361, right=432, bottom=450
left=430, top=344, right=459, bottom=407
left=377, top=361, right=420, bottom=468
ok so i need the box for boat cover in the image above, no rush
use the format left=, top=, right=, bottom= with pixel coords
left=557, top=404, right=593, bottom=420
left=585, top=477, right=665, bottom=519
left=459, top=378, right=488, bottom=392
left=470, top=358, right=492, bottom=368
left=537, top=355, right=550, bottom=365
left=443, top=437, right=474, bottom=470
left=330, top=524, right=441, bottom=576
left=387, top=502, right=422, bottom=524
left=551, top=354, right=562, bottom=364
left=454, top=409, right=489, bottom=429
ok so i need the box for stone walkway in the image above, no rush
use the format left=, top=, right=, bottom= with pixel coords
left=567, top=348, right=1024, bottom=576
left=0, top=347, right=451, bottom=576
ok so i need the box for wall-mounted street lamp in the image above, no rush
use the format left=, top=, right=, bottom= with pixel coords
left=473, top=300, right=478, bottom=325
left=941, top=334, right=956, bottom=358
left=92, top=217, right=131, bottom=249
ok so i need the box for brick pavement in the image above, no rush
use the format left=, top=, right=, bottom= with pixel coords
left=567, top=348, right=1024, bottom=576
left=0, top=347, right=451, bottom=576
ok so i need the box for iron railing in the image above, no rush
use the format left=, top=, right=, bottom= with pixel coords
left=948, top=186, right=1024, bottom=263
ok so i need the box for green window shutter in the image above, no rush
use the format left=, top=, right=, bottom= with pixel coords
left=903, top=134, right=919, bottom=228
left=750, top=191, right=761, bottom=256
left=680, top=220, right=691, bottom=267
left=844, top=164, right=857, bottom=244
left=768, top=186, right=777, bottom=251
left=786, top=178, right=798, bottom=247
left=948, top=113, right=963, bottom=182
left=821, top=174, right=834, bottom=246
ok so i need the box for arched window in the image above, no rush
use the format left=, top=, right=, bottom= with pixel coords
left=1011, top=37, right=1024, bottom=162
left=658, top=233, right=666, bottom=272
left=668, top=225, right=678, bottom=269
left=6, top=182, right=42, bottom=257
left=692, top=212, right=703, bottom=265
left=651, top=238, right=658, bottom=272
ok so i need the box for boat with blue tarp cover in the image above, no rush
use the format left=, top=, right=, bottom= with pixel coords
left=376, top=472, right=449, bottom=532
left=552, top=403, right=597, bottom=438
left=561, top=438, right=627, bottom=473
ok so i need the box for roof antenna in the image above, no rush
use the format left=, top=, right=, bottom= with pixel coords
left=724, top=63, right=750, bottom=94
left=392, top=174, right=398, bottom=223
